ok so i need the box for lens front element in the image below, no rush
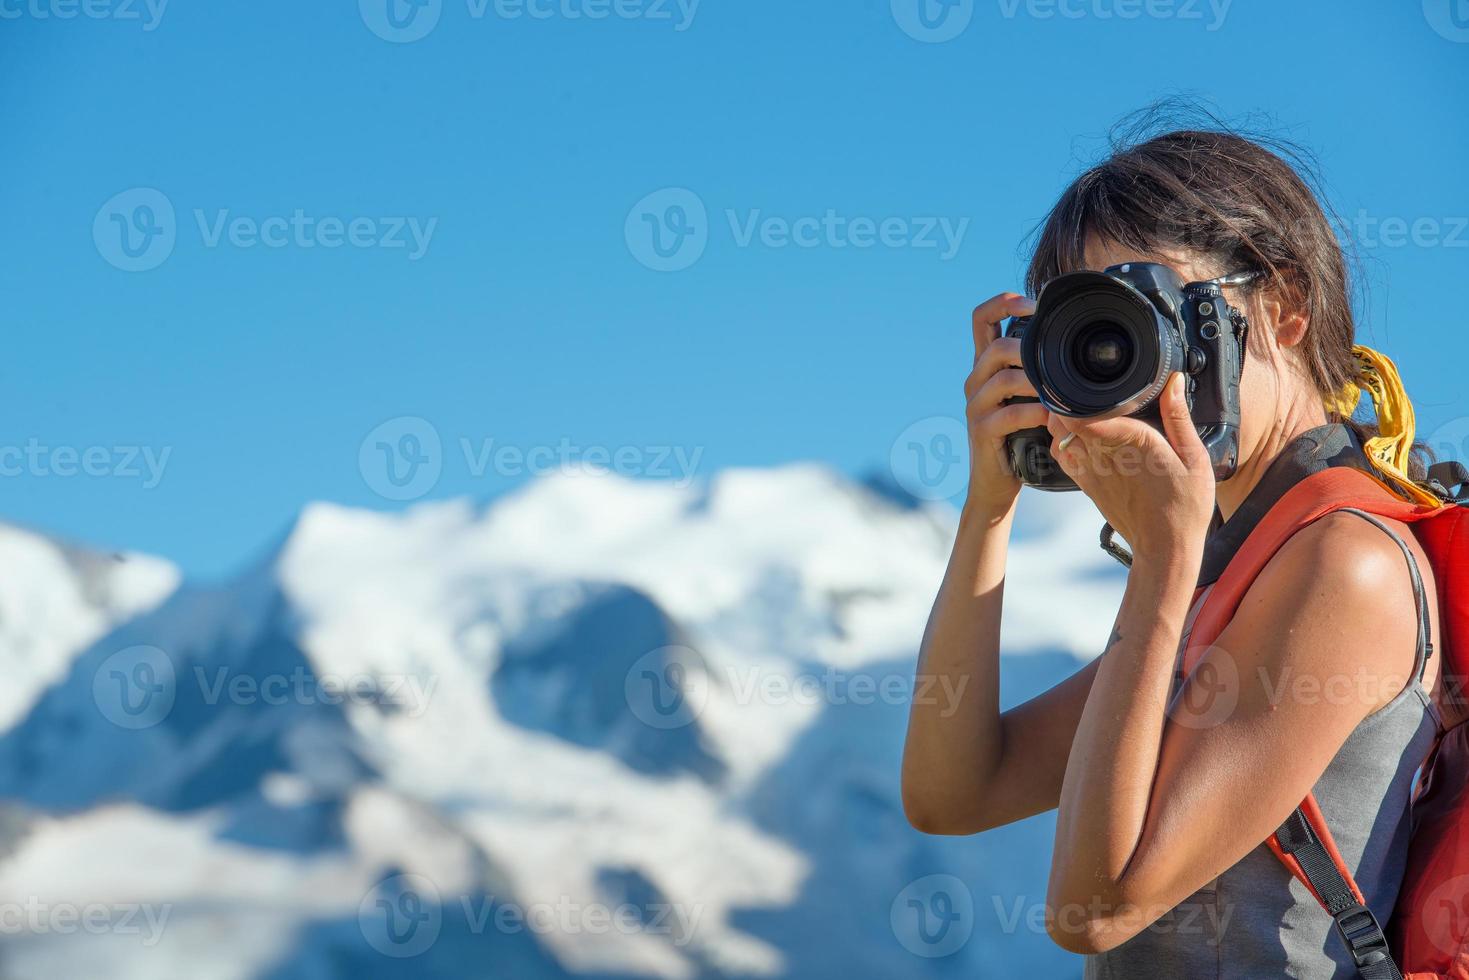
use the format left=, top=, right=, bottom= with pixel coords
left=1020, top=271, right=1181, bottom=418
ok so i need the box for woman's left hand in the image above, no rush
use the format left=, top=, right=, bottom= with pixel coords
left=1047, top=372, right=1216, bottom=564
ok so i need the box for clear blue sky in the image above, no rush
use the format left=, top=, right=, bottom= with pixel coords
left=3, top=0, right=1467, bottom=578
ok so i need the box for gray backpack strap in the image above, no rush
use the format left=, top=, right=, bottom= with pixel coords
left=1339, top=508, right=1433, bottom=680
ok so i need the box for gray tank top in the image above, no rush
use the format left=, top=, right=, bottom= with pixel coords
left=1084, top=425, right=1440, bottom=980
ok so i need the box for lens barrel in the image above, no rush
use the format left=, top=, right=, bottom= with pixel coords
left=1019, top=270, right=1182, bottom=418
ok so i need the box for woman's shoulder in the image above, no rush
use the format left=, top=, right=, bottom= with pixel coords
left=1236, top=509, right=1429, bottom=711
left=1269, top=509, right=1421, bottom=598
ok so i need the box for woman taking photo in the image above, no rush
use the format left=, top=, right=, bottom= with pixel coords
left=900, top=121, right=1457, bottom=977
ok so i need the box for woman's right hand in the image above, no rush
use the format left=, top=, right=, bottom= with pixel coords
left=964, top=292, right=1048, bottom=515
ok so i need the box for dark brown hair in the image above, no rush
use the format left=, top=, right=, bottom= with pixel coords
left=1024, top=104, right=1425, bottom=476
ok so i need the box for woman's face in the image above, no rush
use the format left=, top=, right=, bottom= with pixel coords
left=1077, top=237, right=1310, bottom=477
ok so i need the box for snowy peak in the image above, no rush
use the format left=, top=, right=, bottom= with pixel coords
left=0, top=464, right=1123, bottom=980
left=0, top=525, right=178, bottom=732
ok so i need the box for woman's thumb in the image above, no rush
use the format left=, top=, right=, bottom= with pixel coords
left=1159, top=373, right=1204, bottom=460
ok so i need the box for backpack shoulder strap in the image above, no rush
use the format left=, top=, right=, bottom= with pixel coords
left=1184, top=466, right=1444, bottom=980
left=1273, top=805, right=1402, bottom=978
left=1182, top=467, right=1438, bottom=675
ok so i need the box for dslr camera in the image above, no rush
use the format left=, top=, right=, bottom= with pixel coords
left=1004, top=262, right=1250, bottom=491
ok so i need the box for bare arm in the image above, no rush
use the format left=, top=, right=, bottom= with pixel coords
left=901, top=292, right=1101, bottom=835
left=1042, top=380, right=1423, bottom=954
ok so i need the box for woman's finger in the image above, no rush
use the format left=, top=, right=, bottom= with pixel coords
left=1070, top=417, right=1138, bottom=445
left=1157, top=373, right=1208, bottom=466
left=965, top=366, right=1036, bottom=408
left=1046, top=412, right=1075, bottom=444
left=975, top=400, right=1051, bottom=439
left=971, top=293, right=1035, bottom=361
left=965, top=337, right=1025, bottom=398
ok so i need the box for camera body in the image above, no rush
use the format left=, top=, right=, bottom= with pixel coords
left=1003, top=262, right=1247, bottom=491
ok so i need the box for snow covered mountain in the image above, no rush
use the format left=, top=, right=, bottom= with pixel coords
left=0, top=466, right=1126, bottom=980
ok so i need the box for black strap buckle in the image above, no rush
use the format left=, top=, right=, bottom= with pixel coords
left=1427, top=460, right=1469, bottom=503
left=1334, top=904, right=1391, bottom=968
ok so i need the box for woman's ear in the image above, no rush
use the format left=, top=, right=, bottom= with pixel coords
left=1259, top=278, right=1310, bottom=349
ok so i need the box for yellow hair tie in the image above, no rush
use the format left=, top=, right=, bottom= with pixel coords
left=1324, top=345, right=1440, bottom=506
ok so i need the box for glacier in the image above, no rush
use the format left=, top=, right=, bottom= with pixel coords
left=0, top=465, right=1126, bottom=979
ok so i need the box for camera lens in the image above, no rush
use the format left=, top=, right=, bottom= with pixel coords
left=1071, top=321, right=1134, bottom=384
left=1018, top=270, right=1182, bottom=418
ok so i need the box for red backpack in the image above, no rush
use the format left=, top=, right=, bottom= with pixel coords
left=1180, top=461, right=1469, bottom=980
